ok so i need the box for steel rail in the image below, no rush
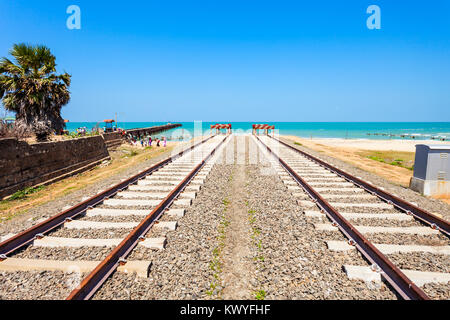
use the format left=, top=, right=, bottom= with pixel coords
left=270, top=136, right=450, bottom=236
left=67, top=134, right=230, bottom=300
left=0, top=135, right=215, bottom=257
left=255, top=135, right=430, bottom=300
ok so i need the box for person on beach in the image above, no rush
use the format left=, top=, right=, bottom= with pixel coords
left=156, top=138, right=160, bottom=147
left=149, top=136, right=152, bottom=147
left=163, top=136, right=167, bottom=147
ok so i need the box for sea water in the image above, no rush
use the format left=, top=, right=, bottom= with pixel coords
left=65, top=122, right=450, bottom=141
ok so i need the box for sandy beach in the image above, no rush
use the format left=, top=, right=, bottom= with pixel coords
left=283, top=137, right=450, bottom=153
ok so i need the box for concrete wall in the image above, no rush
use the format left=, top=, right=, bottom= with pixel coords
left=0, top=136, right=110, bottom=199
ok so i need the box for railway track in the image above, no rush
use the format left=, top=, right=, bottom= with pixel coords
left=253, top=134, right=450, bottom=300
left=0, top=134, right=232, bottom=300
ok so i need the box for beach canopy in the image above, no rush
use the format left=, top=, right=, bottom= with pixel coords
left=64, top=119, right=70, bottom=123
left=252, top=124, right=275, bottom=130
left=210, top=124, right=232, bottom=129
left=103, top=119, right=115, bottom=123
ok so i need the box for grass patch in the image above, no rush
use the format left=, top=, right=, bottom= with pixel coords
left=294, top=142, right=303, bottom=146
left=254, top=289, right=266, bottom=300
left=207, top=192, right=232, bottom=298
left=360, top=150, right=414, bottom=170
left=7, top=185, right=46, bottom=201
left=63, top=131, right=100, bottom=140
left=247, top=205, right=267, bottom=299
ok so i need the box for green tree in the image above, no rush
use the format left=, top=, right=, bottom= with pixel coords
left=0, top=44, right=71, bottom=141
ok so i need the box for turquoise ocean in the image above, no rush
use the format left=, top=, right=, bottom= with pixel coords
left=65, top=122, right=450, bottom=141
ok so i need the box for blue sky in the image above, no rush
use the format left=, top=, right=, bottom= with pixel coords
left=1, top=0, right=449, bottom=122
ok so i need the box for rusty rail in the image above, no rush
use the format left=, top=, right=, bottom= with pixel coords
left=255, top=135, right=430, bottom=300
left=272, top=136, right=450, bottom=236
left=67, top=134, right=230, bottom=300
left=0, top=135, right=215, bottom=257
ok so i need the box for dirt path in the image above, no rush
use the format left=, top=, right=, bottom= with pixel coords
left=221, top=136, right=254, bottom=299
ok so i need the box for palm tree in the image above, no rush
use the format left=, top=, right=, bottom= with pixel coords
left=0, top=44, right=71, bottom=141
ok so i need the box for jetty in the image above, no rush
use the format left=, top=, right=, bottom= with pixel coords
left=366, top=132, right=448, bottom=141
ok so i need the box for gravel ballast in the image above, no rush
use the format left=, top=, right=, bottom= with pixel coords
left=280, top=137, right=450, bottom=221
left=92, top=137, right=234, bottom=300
left=1, top=134, right=448, bottom=300
left=246, top=137, right=398, bottom=299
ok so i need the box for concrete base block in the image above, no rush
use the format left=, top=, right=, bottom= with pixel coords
left=0, top=233, right=15, bottom=243
left=186, top=185, right=201, bottom=192
left=139, top=180, right=180, bottom=186
left=329, top=202, right=393, bottom=209
left=0, top=258, right=152, bottom=278
left=104, top=199, right=160, bottom=207
left=167, top=209, right=185, bottom=217
left=128, top=185, right=172, bottom=192
left=304, top=211, right=412, bottom=221
left=298, top=200, right=316, bottom=208
left=316, top=223, right=439, bottom=235
left=65, top=220, right=139, bottom=229
left=139, top=237, right=167, bottom=250
left=151, top=174, right=187, bottom=178
left=190, top=178, right=205, bottom=185
left=119, top=192, right=167, bottom=199
left=322, top=194, right=376, bottom=200
left=174, top=199, right=192, bottom=206
left=313, top=187, right=364, bottom=193
left=86, top=208, right=149, bottom=217
left=33, top=236, right=166, bottom=250
left=304, top=178, right=346, bottom=182
left=299, top=174, right=337, bottom=178
left=327, top=241, right=450, bottom=255
left=410, top=177, right=450, bottom=197
left=309, top=182, right=354, bottom=187
left=344, top=265, right=381, bottom=282
left=117, top=261, right=152, bottom=278
left=344, top=265, right=450, bottom=286
left=154, top=221, right=177, bottom=230
left=180, top=192, right=197, bottom=199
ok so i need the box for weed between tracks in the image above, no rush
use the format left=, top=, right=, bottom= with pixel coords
left=206, top=197, right=230, bottom=298
left=247, top=204, right=266, bottom=300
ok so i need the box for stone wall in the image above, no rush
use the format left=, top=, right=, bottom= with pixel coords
left=0, top=123, right=182, bottom=199
left=102, top=132, right=124, bottom=150
left=0, top=136, right=110, bottom=199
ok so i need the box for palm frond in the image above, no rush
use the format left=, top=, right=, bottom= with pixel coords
left=1, top=43, right=71, bottom=140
